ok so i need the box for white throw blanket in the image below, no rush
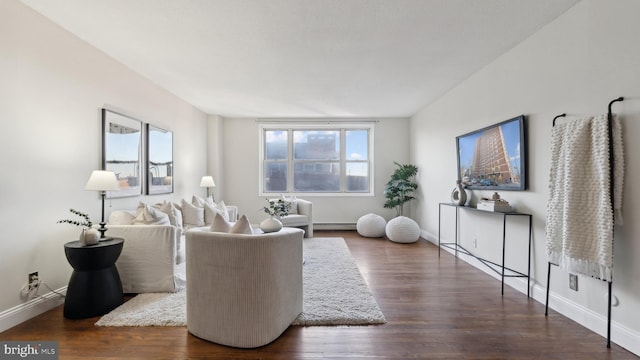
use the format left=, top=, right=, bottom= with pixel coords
left=546, top=114, right=624, bottom=282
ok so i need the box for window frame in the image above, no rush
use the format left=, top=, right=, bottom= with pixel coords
left=259, top=122, right=374, bottom=197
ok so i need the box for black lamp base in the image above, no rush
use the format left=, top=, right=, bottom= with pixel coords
left=98, top=222, right=108, bottom=239
left=99, top=191, right=108, bottom=239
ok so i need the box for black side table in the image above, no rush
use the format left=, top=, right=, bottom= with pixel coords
left=63, top=238, right=124, bottom=319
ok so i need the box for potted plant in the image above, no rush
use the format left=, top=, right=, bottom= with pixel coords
left=58, top=208, right=99, bottom=245
left=383, top=162, right=418, bottom=217
left=260, top=199, right=291, bottom=233
left=262, top=198, right=291, bottom=218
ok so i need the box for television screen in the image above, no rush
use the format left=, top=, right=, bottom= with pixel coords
left=456, top=115, right=526, bottom=191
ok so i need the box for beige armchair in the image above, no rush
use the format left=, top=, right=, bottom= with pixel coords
left=185, top=227, right=304, bottom=348
left=271, top=198, right=313, bottom=237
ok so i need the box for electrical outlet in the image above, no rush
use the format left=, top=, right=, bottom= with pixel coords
left=28, top=272, right=39, bottom=291
left=569, top=274, right=578, bottom=291
left=473, top=238, right=478, bottom=248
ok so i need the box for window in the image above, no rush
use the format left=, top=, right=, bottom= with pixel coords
left=260, top=123, right=373, bottom=196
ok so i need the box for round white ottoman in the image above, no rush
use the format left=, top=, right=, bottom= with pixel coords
left=385, top=216, right=420, bottom=243
left=356, top=213, right=387, bottom=238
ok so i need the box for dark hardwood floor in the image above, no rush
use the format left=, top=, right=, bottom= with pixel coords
left=2, top=230, right=637, bottom=359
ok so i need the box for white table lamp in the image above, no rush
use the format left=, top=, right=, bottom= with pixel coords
left=85, top=170, right=120, bottom=238
left=200, top=176, right=216, bottom=200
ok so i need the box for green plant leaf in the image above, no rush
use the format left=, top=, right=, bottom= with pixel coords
left=384, top=162, right=418, bottom=215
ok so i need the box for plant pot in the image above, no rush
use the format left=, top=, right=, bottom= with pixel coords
left=79, top=229, right=87, bottom=246
left=82, top=228, right=100, bottom=245
left=260, top=216, right=283, bottom=233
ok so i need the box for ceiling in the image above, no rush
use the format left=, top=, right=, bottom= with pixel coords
left=21, top=0, right=579, bottom=118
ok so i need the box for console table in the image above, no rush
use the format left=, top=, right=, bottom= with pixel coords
left=63, top=238, right=124, bottom=319
left=437, top=203, right=532, bottom=297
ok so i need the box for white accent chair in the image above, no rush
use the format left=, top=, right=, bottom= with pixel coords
left=272, top=198, right=313, bottom=238
left=185, top=227, right=304, bottom=348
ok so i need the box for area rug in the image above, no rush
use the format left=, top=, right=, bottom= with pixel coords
left=95, top=237, right=386, bottom=327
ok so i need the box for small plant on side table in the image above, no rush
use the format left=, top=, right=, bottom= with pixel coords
left=57, top=208, right=93, bottom=228
left=57, top=209, right=99, bottom=245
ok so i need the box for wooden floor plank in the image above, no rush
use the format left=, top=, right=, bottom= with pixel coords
left=1, top=230, right=637, bottom=359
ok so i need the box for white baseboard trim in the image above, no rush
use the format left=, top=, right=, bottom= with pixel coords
left=314, top=223, right=356, bottom=231
left=422, top=229, right=640, bottom=356
left=0, top=286, right=67, bottom=333
left=534, top=283, right=640, bottom=356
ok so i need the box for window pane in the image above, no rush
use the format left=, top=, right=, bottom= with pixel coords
left=346, top=130, right=368, bottom=160
left=294, top=162, right=340, bottom=191
left=264, top=163, right=287, bottom=192
left=265, top=130, right=288, bottom=160
left=293, top=131, right=339, bottom=160
left=346, top=162, right=369, bottom=192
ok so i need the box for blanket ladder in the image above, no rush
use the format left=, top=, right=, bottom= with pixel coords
left=545, top=96, right=623, bottom=349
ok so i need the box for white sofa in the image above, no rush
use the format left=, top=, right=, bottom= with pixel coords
left=185, top=227, right=304, bottom=348
left=108, top=223, right=184, bottom=293
left=272, top=198, right=313, bottom=238
left=106, top=202, right=237, bottom=293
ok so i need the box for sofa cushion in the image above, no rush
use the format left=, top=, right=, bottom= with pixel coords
left=280, top=214, right=308, bottom=227
left=181, top=199, right=205, bottom=227
left=133, top=202, right=171, bottom=225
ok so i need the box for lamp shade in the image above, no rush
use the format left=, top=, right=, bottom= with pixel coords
left=200, top=176, right=215, bottom=187
left=85, top=170, right=120, bottom=191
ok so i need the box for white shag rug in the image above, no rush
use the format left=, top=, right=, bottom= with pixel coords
left=95, top=237, right=386, bottom=327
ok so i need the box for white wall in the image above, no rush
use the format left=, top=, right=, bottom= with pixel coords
left=412, top=0, right=640, bottom=354
left=218, top=118, right=410, bottom=226
left=0, top=0, right=207, bottom=328
left=206, top=114, right=225, bottom=201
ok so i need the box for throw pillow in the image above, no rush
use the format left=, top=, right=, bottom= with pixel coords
left=229, top=215, right=253, bottom=234
left=133, top=202, right=171, bottom=225
left=216, top=200, right=230, bottom=220
left=204, top=201, right=231, bottom=223
left=210, top=212, right=232, bottom=233
left=192, top=195, right=214, bottom=207
left=280, top=194, right=298, bottom=215
left=108, top=210, right=135, bottom=225
left=181, top=199, right=205, bottom=227
left=155, top=201, right=184, bottom=232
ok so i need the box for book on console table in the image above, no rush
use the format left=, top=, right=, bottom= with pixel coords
left=477, top=200, right=512, bottom=213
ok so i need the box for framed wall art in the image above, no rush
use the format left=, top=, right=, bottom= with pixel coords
left=456, top=115, right=527, bottom=191
left=146, top=124, right=173, bottom=195
left=102, top=109, right=143, bottom=198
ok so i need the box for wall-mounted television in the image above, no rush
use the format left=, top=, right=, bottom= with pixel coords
left=456, top=115, right=527, bottom=191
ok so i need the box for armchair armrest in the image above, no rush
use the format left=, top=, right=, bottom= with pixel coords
left=295, top=199, right=312, bottom=217
left=291, top=199, right=313, bottom=237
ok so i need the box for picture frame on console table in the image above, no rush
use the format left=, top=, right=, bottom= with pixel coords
left=456, top=115, right=527, bottom=191
left=102, top=109, right=143, bottom=198
left=146, top=124, right=173, bottom=195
